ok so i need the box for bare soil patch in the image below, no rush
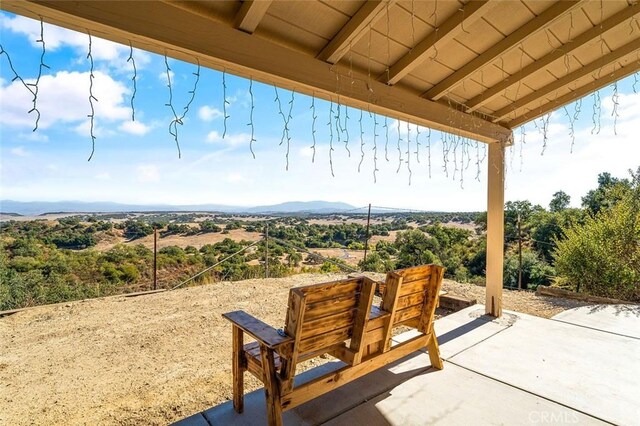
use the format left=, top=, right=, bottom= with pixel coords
left=0, top=275, right=589, bottom=425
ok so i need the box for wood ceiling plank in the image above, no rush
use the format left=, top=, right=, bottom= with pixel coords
left=317, top=0, right=396, bottom=64
left=465, top=2, right=640, bottom=112
left=235, top=0, right=272, bottom=34
left=381, top=0, right=494, bottom=85
left=0, top=0, right=512, bottom=144
left=492, top=40, right=640, bottom=121
left=507, top=59, right=640, bottom=128
left=423, top=0, right=583, bottom=101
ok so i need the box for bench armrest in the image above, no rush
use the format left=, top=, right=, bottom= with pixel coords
left=223, top=310, right=293, bottom=350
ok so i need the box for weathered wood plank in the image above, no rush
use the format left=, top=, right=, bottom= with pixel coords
left=223, top=311, right=292, bottom=349
left=398, top=278, right=429, bottom=297
left=260, top=344, right=283, bottom=426
left=396, top=291, right=425, bottom=310
left=281, top=334, right=431, bottom=410
left=298, top=326, right=352, bottom=354
left=351, top=278, right=376, bottom=363
left=300, top=309, right=356, bottom=338
left=232, top=326, right=245, bottom=413
left=304, top=295, right=359, bottom=321
left=297, top=278, right=361, bottom=303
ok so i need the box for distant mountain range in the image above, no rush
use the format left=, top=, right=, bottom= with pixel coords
left=0, top=200, right=358, bottom=216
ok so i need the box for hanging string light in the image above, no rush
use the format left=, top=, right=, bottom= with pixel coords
left=310, top=94, right=317, bottom=163
left=87, top=32, right=98, bottom=161
left=384, top=116, right=390, bottom=161
left=591, top=90, right=601, bottom=135
left=27, top=17, right=48, bottom=132
left=427, top=128, right=432, bottom=178
left=358, top=109, right=365, bottom=172
left=328, top=101, right=335, bottom=177
left=222, top=70, right=230, bottom=138
left=611, top=82, right=619, bottom=136
left=372, top=112, right=379, bottom=183
left=247, top=78, right=256, bottom=159
left=396, top=120, right=403, bottom=173
left=127, top=42, right=137, bottom=122
left=406, top=121, right=412, bottom=185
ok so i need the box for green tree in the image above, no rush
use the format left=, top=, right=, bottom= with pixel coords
left=394, top=229, right=440, bottom=268
left=555, top=169, right=640, bottom=300
left=549, top=191, right=571, bottom=212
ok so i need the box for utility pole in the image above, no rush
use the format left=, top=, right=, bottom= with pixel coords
left=265, top=222, right=269, bottom=279
left=517, top=212, right=523, bottom=290
left=363, top=203, right=372, bottom=264
left=153, top=225, right=158, bottom=291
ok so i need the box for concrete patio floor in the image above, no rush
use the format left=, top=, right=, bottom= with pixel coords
left=175, top=304, right=640, bottom=425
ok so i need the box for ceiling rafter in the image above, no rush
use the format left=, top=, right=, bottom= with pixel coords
left=507, top=60, right=640, bottom=128
left=423, top=0, right=583, bottom=101
left=381, top=0, right=494, bottom=86
left=492, top=39, right=640, bottom=122
left=318, top=0, right=396, bottom=65
left=235, top=0, right=272, bottom=34
left=0, top=0, right=512, bottom=144
left=465, top=2, right=640, bottom=113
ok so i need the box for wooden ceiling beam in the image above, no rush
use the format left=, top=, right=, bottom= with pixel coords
left=318, top=0, right=396, bottom=65
left=0, top=0, right=512, bottom=144
left=235, top=0, right=272, bottom=34
left=492, top=40, right=640, bottom=122
left=423, top=0, right=583, bottom=101
left=507, top=60, right=640, bottom=128
left=382, top=0, right=493, bottom=86
left=466, top=2, right=640, bottom=113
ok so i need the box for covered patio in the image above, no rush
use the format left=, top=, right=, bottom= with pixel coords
left=176, top=303, right=640, bottom=425
left=2, top=0, right=639, bottom=424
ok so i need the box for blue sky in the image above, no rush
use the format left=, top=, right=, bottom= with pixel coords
left=1, top=12, right=639, bottom=211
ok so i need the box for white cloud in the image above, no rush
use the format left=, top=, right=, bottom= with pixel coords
left=158, top=70, right=175, bottom=85
left=198, top=105, right=223, bottom=122
left=224, top=172, right=252, bottom=184
left=119, top=120, right=151, bottom=135
left=10, top=147, right=29, bottom=157
left=205, top=130, right=251, bottom=146
left=0, top=14, right=151, bottom=71
left=136, top=164, right=160, bottom=183
left=95, top=172, right=111, bottom=180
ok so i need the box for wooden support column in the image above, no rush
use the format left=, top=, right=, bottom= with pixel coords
left=486, top=141, right=505, bottom=317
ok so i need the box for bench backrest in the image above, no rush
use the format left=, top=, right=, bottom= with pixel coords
left=284, top=276, right=375, bottom=363
left=379, top=264, right=444, bottom=347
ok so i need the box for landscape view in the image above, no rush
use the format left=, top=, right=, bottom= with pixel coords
left=2, top=168, right=639, bottom=311
left=2, top=3, right=640, bottom=425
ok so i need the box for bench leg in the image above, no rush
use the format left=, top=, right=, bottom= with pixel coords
left=232, top=326, right=244, bottom=413
left=427, top=334, right=444, bottom=370
left=260, top=344, right=283, bottom=426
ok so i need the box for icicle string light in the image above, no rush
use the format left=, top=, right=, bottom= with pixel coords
left=540, top=113, right=550, bottom=155
left=336, top=102, right=342, bottom=148
left=427, top=128, right=432, bottom=178
left=248, top=79, right=256, bottom=159
left=373, top=113, right=379, bottom=183
left=87, top=33, right=98, bottom=161
left=414, top=125, right=421, bottom=164
left=310, top=95, right=317, bottom=163
left=591, top=90, right=601, bottom=135
left=384, top=116, right=390, bottom=161
left=611, top=82, right=619, bottom=136
left=328, top=101, right=335, bottom=177
left=475, top=140, right=481, bottom=181
left=520, top=125, right=527, bottom=171
left=127, top=42, right=137, bottom=122
left=166, top=58, right=200, bottom=159
left=396, top=120, right=403, bottom=173
left=358, top=109, right=365, bottom=172
left=25, top=18, right=49, bottom=132
left=222, top=70, right=230, bottom=138
left=406, top=121, right=412, bottom=185
left=634, top=72, right=639, bottom=94
left=344, top=106, right=351, bottom=155
left=285, top=90, right=294, bottom=170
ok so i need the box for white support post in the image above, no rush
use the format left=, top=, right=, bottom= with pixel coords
left=486, top=141, right=505, bottom=317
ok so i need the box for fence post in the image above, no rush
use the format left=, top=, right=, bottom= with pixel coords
left=363, top=203, right=372, bottom=264
left=153, top=226, right=158, bottom=290
left=265, top=222, right=269, bottom=279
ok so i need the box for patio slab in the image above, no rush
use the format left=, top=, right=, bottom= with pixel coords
left=324, top=362, right=606, bottom=426
left=451, top=308, right=640, bottom=425
left=551, top=304, right=640, bottom=339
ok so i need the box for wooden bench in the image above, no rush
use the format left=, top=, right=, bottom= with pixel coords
left=223, top=264, right=445, bottom=425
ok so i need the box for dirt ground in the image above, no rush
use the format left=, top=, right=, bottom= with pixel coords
left=0, top=274, right=590, bottom=425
